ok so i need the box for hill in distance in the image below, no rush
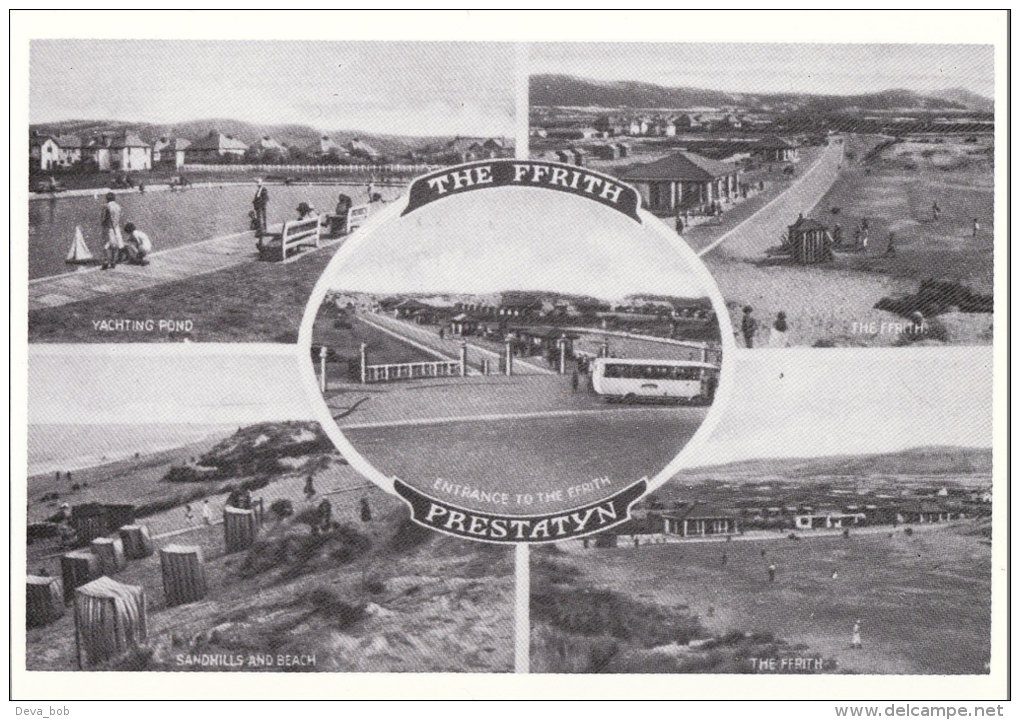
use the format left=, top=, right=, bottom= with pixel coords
left=29, top=118, right=482, bottom=157
left=530, top=74, right=989, bottom=113
left=687, top=446, right=992, bottom=479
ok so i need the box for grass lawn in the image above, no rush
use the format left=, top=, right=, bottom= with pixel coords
left=534, top=523, right=990, bottom=674
left=314, top=308, right=441, bottom=369
left=813, top=135, right=994, bottom=293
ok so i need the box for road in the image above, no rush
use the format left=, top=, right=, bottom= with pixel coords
left=694, top=139, right=845, bottom=258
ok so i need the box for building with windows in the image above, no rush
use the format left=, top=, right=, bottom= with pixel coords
left=622, top=151, right=740, bottom=215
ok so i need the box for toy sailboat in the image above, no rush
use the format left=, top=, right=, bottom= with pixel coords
left=65, top=226, right=94, bottom=264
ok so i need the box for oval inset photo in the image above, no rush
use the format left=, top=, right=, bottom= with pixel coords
left=300, top=161, right=734, bottom=543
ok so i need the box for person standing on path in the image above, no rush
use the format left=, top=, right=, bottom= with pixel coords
left=767, top=562, right=777, bottom=583
left=571, top=368, right=579, bottom=393
left=769, top=311, right=789, bottom=348
left=100, top=192, right=123, bottom=269
left=252, top=178, right=269, bottom=237
left=972, top=218, right=980, bottom=238
left=851, top=620, right=863, bottom=649
left=741, top=306, right=758, bottom=348
left=201, top=499, right=212, bottom=526
left=932, top=201, right=941, bottom=221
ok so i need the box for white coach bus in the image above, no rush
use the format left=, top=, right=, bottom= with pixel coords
left=590, top=358, right=720, bottom=405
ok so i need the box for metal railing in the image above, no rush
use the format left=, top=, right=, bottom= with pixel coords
left=363, top=360, right=463, bottom=383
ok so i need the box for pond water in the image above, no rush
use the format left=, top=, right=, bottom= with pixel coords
left=28, top=183, right=378, bottom=280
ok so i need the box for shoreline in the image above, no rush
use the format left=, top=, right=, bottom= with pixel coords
left=27, top=425, right=231, bottom=478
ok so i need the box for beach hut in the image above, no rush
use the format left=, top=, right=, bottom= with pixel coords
left=61, top=550, right=100, bottom=602
left=91, top=536, right=127, bottom=575
left=787, top=217, right=833, bottom=264
left=223, top=506, right=259, bottom=553
left=73, top=577, right=147, bottom=669
left=26, top=575, right=64, bottom=627
left=118, top=524, right=154, bottom=559
left=160, top=545, right=208, bottom=607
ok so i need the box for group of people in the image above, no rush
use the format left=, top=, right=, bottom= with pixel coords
left=249, top=177, right=376, bottom=239
left=99, top=192, right=152, bottom=269
left=741, top=306, right=789, bottom=348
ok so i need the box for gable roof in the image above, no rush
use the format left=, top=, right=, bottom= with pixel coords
left=55, top=134, right=84, bottom=149
left=347, top=138, right=380, bottom=157
left=622, top=151, right=737, bottom=182
left=189, top=131, right=249, bottom=152
left=789, top=217, right=828, bottom=233
left=662, top=501, right=737, bottom=520
left=109, top=132, right=148, bottom=149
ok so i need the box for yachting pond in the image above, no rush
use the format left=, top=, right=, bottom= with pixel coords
left=28, top=183, right=375, bottom=280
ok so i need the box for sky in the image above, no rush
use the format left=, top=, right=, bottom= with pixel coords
left=25, top=346, right=992, bottom=474
left=684, top=347, right=993, bottom=467
left=30, top=40, right=515, bottom=136
left=531, top=43, right=994, bottom=98
left=28, top=350, right=313, bottom=426
left=330, top=188, right=710, bottom=300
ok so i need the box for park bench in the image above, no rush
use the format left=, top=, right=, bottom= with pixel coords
left=257, top=215, right=322, bottom=263
left=322, top=203, right=370, bottom=238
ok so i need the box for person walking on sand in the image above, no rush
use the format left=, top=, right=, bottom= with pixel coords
left=885, top=232, right=897, bottom=257
left=972, top=218, right=980, bottom=238
left=769, top=311, right=789, bottom=348
left=184, top=504, right=195, bottom=525
left=721, top=551, right=728, bottom=567
left=201, top=499, right=212, bottom=526
left=932, top=201, right=941, bottom=221
left=741, top=306, right=758, bottom=348
left=366, top=180, right=375, bottom=203
left=252, top=178, right=269, bottom=237
left=304, top=474, right=316, bottom=500
left=767, top=562, right=777, bottom=583
left=851, top=620, right=863, bottom=649
left=100, top=192, right=123, bottom=269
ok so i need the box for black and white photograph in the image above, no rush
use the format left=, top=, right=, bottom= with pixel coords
left=529, top=43, right=995, bottom=348
left=531, top=349, right=992, bottom=675
left=27, top=40, right=514, bottom=343
left=24, top=350, right=514, bottom=673
left=10, top=9, right=1007, bottom=706
left=305, top=173, right=729, bottom=529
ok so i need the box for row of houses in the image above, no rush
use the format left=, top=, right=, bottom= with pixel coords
left=29, top=129, right=381, bottom=171
left=532, top=111, right=781, bottom=140
left=648, top=491, right=991, bottom=534
left=384, top=294, right=714, bottom=328
left=31, top=127, right=513, bottom=172
left=30, top=132, right=160, bottom=172
left=614, top=496, right=983, bottom=541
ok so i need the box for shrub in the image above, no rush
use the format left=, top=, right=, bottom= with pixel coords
left=306, top=587, right=366, bottom=630
left=269, top=499, right=294, bottom=520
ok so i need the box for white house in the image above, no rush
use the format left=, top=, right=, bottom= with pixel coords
left=152, top=137, right=191, bottom=168
left=85, top=132, right=152, bottom=171
left=187, top=131, right=249, bottom=162
left=30, top=134, right=61, bottom=170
